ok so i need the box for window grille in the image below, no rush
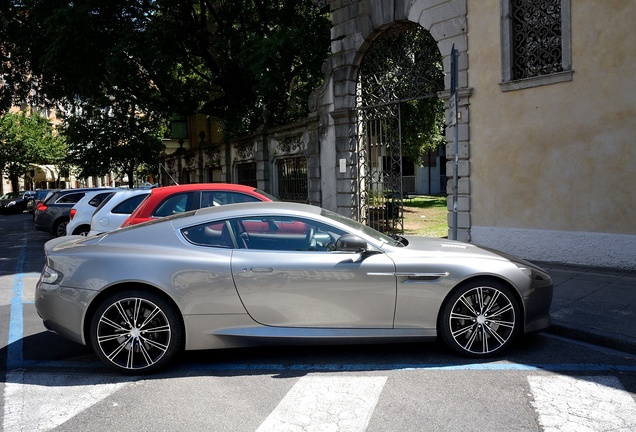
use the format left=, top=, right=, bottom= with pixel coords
left=236, top=162, right=257, bottom=188
left=500, top=0, right=572, bottom=90
left=511, top=0, right=562, bottom=79
left=277, top=157, right=308, bottom=202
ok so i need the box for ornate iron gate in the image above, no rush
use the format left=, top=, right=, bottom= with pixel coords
left=356, top=23, right=445, bottom=235
left=357, top=103, right=403, bottom=233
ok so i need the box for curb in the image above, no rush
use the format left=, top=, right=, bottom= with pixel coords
left=547, top=322, right=636, bottom=356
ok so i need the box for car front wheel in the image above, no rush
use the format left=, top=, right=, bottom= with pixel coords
left=90, top=291, right=183, bottom=374
left=439, top=280, right=520, bottom=357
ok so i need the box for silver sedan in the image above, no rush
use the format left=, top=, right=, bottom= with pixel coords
left=35, top=202, right=553, bottom=374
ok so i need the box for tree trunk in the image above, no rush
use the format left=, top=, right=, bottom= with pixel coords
left=10, top=174, right=19, bottom=192
left=127, top=164, right=135, bottom=188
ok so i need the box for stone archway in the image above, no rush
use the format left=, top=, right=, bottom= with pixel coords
left=356, top=22, right=445, bottom=235
left=318, top=0, right=471, bottom=240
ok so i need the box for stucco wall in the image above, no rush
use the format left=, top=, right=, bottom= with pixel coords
left=468, top=0, right=636, bottom=268
left=468, top=0, right=635, bottom=234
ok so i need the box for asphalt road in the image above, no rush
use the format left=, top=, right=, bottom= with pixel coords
left=1, top=212, right=636, bottom=431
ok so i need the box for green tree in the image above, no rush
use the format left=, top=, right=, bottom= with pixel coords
left=358, top=23, right=445, bottom=165
left=2, top=0, right=331, bottom=137
left=0, top=111, right=66, bottom=192
left=63, top=100, right=165, bottom=188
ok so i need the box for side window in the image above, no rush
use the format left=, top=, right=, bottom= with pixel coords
left=500, top=0, right=572, bottom=90
left=57, top=193, right=85, bottom=204
left=235, top=216, right=346, bottom=252
left=112, top=194, right=149, bottom=214
left=153, top=192, right=195, bottom=217
left=181, top=221, right=234, bottom=248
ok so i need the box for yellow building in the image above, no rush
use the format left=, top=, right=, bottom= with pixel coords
left=308, top=0, right=635, bottom=268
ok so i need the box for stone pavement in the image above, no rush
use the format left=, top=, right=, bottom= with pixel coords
left=536, top=262, right=636, bottom=354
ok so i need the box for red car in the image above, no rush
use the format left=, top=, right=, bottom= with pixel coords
left=120, top=183, right=277, bottom=227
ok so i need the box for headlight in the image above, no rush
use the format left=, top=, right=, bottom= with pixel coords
left=40, top=265, right=63, bottom=285
left=7, top=200, right=16, bottom=206
left=514, top=262, right=552, bottom=288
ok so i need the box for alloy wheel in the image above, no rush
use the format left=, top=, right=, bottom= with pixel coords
left=91, top=293, right=180, bottom=373
left=441, top=282, right=520, bottom=356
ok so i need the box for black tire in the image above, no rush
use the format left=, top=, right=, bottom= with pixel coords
left=89, top=290, right=183, bottom=374
left=439, top=280, right=521, bottom=357
left=73, top=224, right=90, bottom=236
left=53, top=218, right=69, bottom=237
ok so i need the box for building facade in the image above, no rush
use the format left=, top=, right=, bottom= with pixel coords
left=162, top=0, right=636, bottom=269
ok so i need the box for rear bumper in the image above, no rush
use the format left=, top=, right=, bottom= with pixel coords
left=35, top=282, right=97, bottom=345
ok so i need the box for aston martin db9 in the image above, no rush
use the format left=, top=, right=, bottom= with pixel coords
left=35, top=202, right=553, bottom=374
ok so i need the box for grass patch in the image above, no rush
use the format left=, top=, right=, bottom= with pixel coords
left=403, top=195, right=448, bottom=238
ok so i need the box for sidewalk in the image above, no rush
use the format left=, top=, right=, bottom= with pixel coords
left=536, top=262, right=636, bottom=354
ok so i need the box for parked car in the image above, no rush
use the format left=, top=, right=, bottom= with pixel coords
left=34, top=188, right=113, bottom=237
left=36, top=201, right=553, bottom=374
left=88, top=189, right=152, bottom=236
left=0, top=190, right=34, bottom=214
left=27, top=189, right=53, bottom=216
left=120, top=183, right=277, bottom=227
left=66, top=190, right=119, bottom=236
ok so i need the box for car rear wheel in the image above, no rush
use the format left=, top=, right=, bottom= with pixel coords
left=53, top=218, right=69, bottom=237
left=73, top=224, right=90, bottom=236
left=439, top=280, right=520, bottom=357
left=90, top=291, right=183, bottom=374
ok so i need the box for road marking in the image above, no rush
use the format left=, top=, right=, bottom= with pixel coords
left=528, top=375, right=636, bottom=431
left=3, top=371, right=131, bottom=432
left=12, top=359, right=636, bottom=373
left=7, top=236, right=28, bottom=370
left=256, top=376, right=386, bottom=432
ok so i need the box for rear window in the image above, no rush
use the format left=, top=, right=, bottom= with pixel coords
left=200, top=191, right=264, bottom=207
left=153, top=192, right=196, bottom=217
left=112, top=193, right=149, bottom=214
left=93, top=193, right=116, bottom=212
left=56, top=192, right=85, bottom=204
left=88, top=192, right=115, bottom=207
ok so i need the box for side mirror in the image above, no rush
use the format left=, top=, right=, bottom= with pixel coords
left=335, top=234, right=368, bottom=252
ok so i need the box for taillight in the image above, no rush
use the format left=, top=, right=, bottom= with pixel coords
left=36, top=202, right=47, bottom=211
left=69, top=208, right=77, bottom=220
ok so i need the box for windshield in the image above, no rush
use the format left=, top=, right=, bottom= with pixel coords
left=320, top=208, right=402, bottom=247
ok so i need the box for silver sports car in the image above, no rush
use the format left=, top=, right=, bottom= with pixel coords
left=36, top=202, right=553, bottom=374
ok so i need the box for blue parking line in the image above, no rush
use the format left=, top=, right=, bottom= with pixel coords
left=7, top=236, right=27, bottom=370
left=15, top=359, right=636, bottom=373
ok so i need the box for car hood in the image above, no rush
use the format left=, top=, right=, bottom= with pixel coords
left=394, top=236, right=514, bottom=263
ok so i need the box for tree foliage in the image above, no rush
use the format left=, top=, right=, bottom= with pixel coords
left=358, top=23, right=445, bottom=165
left=2, top=0, right=331, bottom=136
left=63, top=100, right=165, bottom=187
left=0, top=111, right=66, bottom=191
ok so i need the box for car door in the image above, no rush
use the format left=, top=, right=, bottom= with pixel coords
left=229, top=215, right=398, bottom=328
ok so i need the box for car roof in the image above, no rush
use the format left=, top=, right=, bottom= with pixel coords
left=94, top=188, right=151, bottom=210
left=46, top=187, right=115, bottom=200
left=149, top=183, right=258, bottom=196
left=170, top=201, right=322, bottom=226
left=72, top=189, right=118, bottom=204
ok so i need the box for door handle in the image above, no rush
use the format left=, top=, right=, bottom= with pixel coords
left=249, top=267, right=273, bottom=273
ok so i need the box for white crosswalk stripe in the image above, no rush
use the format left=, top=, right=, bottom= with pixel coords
left=528, top=375, right=636, bottom=431
left=2, top=371, right=131, bottom=432
left=3, top=366, right=636, bottom=431
left=256, top=376, right=387, bottom=432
